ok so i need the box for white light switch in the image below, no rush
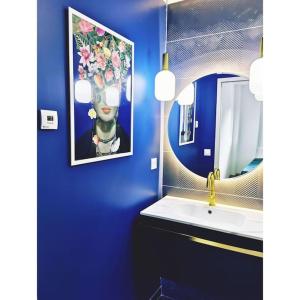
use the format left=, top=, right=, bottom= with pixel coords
left=195, top=121, right=199, bottom=128
left=204, top=149, right=211, bottom=156
left=151, top=158, right=158, bottom=170
left=40, top=110, right=58, bottom=130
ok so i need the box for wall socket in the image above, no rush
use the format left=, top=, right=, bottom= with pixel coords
left=204, top=149, right=211, bottom=156
left=151, top=158, right=158, bottom=170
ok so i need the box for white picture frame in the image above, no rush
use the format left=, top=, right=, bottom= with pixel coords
left=68, top=7, right=134, bottom=166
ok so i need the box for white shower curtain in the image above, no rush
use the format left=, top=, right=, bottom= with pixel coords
left=217, top=80, right=263, bottom=178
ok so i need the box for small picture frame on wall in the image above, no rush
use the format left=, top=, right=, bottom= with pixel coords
left=179, top=84, right=196, bottom=146
left=68, top=7, right=134, bottom=166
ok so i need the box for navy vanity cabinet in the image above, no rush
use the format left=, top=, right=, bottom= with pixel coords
left=133, top=216, right=263, bottom=300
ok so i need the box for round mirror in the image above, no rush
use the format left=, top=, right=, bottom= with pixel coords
left=168, top=73, right=263, bottom=180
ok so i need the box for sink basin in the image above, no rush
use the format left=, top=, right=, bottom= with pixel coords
left=140, top=196, right=263, bottom=240
left=185, top=206, right=245, bottom=227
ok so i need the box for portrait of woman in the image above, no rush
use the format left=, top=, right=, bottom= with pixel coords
left=75, top=83, right=130, bottom=160
left=68, top=8, right=134, bottom=165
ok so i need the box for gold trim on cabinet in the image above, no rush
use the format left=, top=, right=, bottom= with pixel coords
left=190, top=237, right=263, bottom=258
left=144, top=224, right=263, bottom=258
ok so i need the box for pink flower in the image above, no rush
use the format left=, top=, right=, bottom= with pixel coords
left=92, top=135, right=100, bottom=145
left=96, top=27, right=105, bottom=36
left=96, top=53, right=107, bottom=70
left=105, top=69, right=114, bottom=82
left=94, top=74, right=104, bottom=89
left=79, top=20, right=94, bottom=35
left=78, top=45, right=93, bottom=67
left=111, top=51, right=121, bottom=68
left=78, top=65, right=86, bottom=79
left=118, top=41, right=126, bottom=52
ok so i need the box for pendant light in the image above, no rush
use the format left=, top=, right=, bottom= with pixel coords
left=249, top=37, right=263, bottom=101
left=75, top=79, right=92, bottom=103
left=155, top=0, right=176, bottom=101
left=177, top=83, right=195, bottom=106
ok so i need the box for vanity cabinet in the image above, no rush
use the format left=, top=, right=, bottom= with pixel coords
left=133, top=215, right=263, bottom=300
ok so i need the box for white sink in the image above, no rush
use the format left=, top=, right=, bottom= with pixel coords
left=140, top=196, right=263, bottom=240
left=185, top=206, right=246, bottom=227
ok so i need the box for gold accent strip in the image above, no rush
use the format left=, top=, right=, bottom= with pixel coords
left=144, top=224, right=263, bottom=258
left=191, top=237, right=263, bottom=258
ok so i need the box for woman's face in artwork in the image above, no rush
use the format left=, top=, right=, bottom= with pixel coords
left=93, top=89, right=118, bottom=122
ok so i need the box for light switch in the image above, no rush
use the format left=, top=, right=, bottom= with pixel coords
left=204, top=149, right=211, bottom=157
left=40, top=110, right=58, bottom=130
left=195, top=121, right=199, bottom=128
left=151, top=158, right=158, bottom=170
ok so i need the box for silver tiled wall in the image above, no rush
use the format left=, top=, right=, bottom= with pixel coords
left=163, top=0, right=263, bottom=210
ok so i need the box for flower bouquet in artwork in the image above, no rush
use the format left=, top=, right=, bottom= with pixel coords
left=69, top=8, right=134, bottom=165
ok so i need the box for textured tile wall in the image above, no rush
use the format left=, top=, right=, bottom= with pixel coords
left=163, top=0, right=263, bottom=209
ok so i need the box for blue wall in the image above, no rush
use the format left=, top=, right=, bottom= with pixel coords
left=38, top=1, right=163, bottom=299
left=168, top=74, right=235, bottom=178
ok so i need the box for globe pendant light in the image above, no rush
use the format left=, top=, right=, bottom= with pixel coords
left=249, top=37, right=263, bottom=101
left=155, top=0, right=176, bottom=101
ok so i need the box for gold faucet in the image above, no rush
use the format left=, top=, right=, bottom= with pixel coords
left=214, top=168, right=220, bottom=180
left=206, top=168, right=220, bottom=206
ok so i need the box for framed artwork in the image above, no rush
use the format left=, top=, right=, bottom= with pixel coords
left=68, top=7, right=134, bottom=166
left=179, top=83, right=196, bottom=146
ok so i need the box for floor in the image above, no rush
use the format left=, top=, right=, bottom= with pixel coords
left=151, top=278, right=205, bottom=300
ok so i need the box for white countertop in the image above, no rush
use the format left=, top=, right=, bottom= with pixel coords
left=141, top=196, right=263, bottom=240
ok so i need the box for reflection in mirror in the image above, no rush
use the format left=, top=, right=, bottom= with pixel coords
left=179, top=86, right=196, bottom=145
left=168, top=73, right=263, bottom=179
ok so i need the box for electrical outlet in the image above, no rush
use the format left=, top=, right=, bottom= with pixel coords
left=151, top=158, right=158, bottom=170
left=204, top=149, right=211, bottom=156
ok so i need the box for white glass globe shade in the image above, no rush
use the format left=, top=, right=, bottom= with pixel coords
left=177, top=83, right=195, bottom=105
left=105, top=85, right=121, bottom=107
left=155, top=70, right=176, bottom=101
left=75, top=80, right=92, bottom=103
left=249, top=57, right=263, bottom=101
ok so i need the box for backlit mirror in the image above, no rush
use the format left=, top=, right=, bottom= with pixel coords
left=168, top=73, right=263, bottom=179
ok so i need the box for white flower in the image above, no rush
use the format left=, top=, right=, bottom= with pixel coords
left=114, top=68, right=120, bottom=80
left=88, top=108, right=97, bottom=119
left=125, top=55, right=131, bottom=68
left=88, top=62, right=99, bottom=74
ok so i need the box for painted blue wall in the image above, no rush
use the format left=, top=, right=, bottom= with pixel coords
left=38, top=0, right=163, bottom=299
left=168, top=74, right=235, bottom=178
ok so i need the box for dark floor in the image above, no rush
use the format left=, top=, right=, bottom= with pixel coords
left=151, top=277, right=206, bottom=300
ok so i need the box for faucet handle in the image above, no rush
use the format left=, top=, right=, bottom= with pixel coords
left=214, top=168, right=220, bottom=180
left=206, top=172, right=214, bottom=188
